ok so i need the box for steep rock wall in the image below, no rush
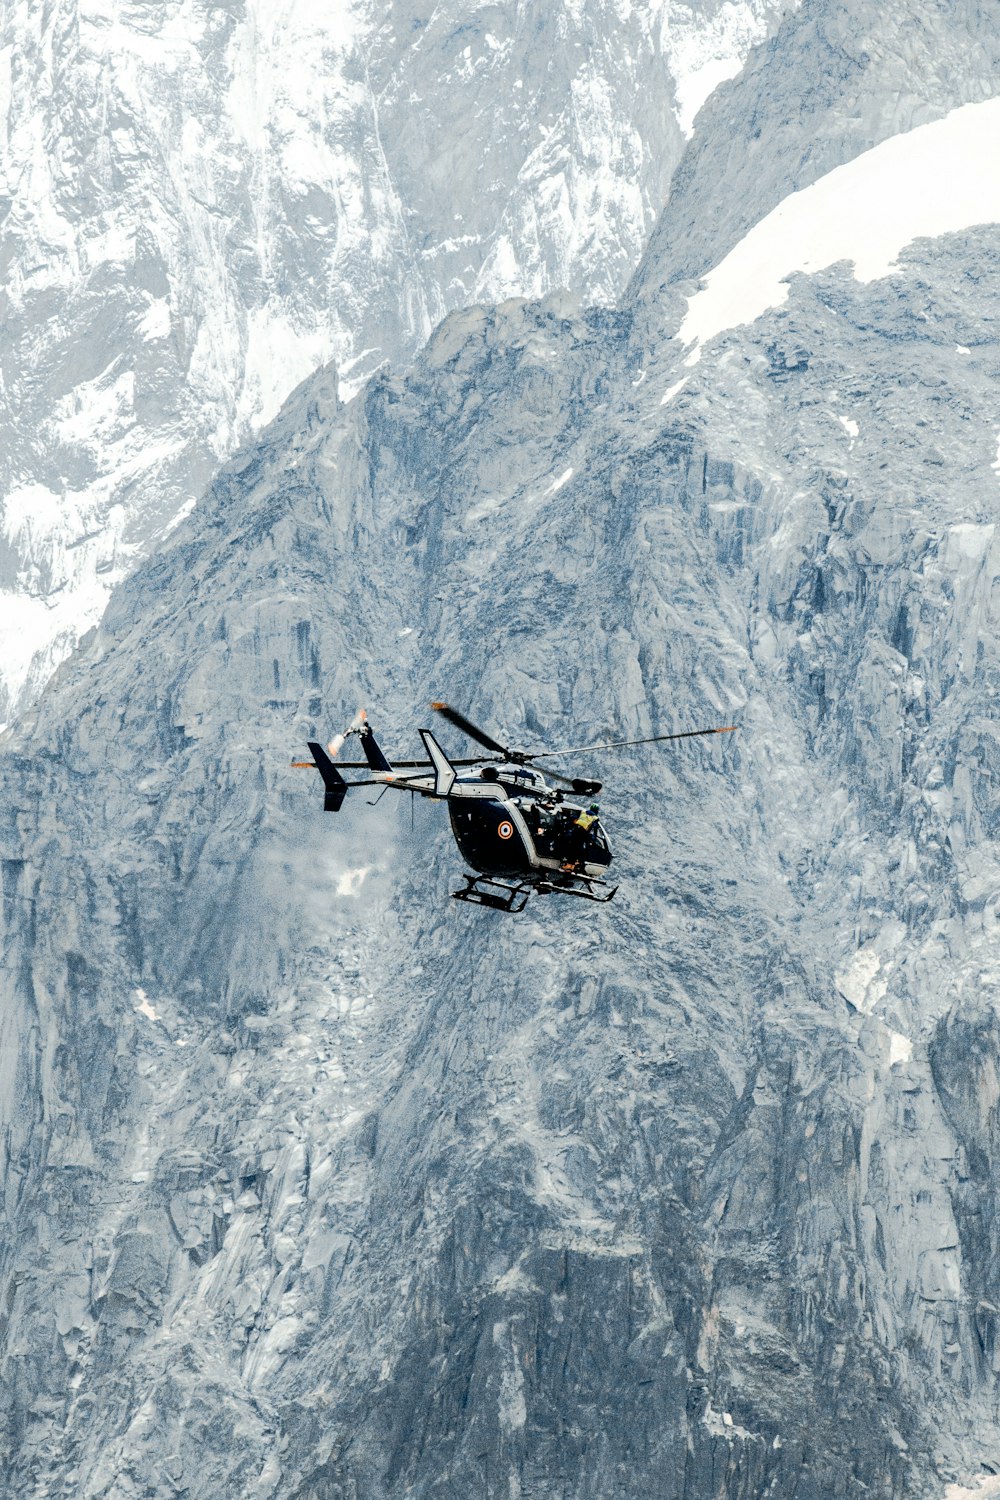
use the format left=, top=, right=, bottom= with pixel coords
left=1, top=212, right=1000, bottom=1492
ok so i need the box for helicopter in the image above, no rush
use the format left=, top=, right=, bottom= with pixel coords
left=294, top=703, right=736, bottom=913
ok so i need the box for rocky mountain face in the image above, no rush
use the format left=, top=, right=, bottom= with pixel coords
left=0, top=0, right=791, bottom=727
left=3, top=0, right=1000, bottom=1496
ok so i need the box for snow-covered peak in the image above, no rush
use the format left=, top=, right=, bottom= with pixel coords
left=0, top=0, right=793, bottom=726
left=676, top=96, right=1000, bottom=361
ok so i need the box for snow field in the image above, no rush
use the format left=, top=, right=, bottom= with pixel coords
left=676, top=97, right=1000, bottom=366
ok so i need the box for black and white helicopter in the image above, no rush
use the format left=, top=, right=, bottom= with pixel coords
left=294, top=703, right=735, bottom=913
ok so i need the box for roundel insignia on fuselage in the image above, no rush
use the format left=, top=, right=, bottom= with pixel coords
left=497, top=820, right=514, bottom=840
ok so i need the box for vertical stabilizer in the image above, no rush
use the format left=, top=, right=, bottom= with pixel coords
left=307, top=742, right=349, bottom=812
left=359, top=722, right=393, bottom=773
left=419, top=730, right=457, bottom=797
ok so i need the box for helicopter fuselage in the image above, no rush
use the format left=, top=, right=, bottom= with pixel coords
left=301, top=721, right=618, bottom=906
left=329, top=745, right=614, bottom=881
left=445, top=772, right=613, bottom=881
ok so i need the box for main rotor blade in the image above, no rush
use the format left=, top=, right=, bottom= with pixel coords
left=530, top=726, right=737, bottom=760
left=431, top=702, right=510, bottom=757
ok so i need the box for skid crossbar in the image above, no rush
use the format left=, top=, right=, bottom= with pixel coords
left=451, top=874, right=530, bottom=914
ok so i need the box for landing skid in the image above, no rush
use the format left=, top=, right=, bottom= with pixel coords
left=451, top=870, right=618, bottom=912
left=451, top=874, right=531, bottom=914
left=536, top=872, right=618, bottom=903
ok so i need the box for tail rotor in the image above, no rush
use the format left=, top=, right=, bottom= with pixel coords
left=328, top=708, right=367, bottom=758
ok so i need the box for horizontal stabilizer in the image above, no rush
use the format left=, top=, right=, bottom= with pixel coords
left=307, top=741, right=348, bottom=813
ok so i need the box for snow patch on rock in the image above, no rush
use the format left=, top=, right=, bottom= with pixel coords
left=836, top=947, right=888, bottom=1013
left=678, top=97, right=1000, bottom=359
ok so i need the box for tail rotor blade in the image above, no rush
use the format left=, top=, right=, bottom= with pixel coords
left=431, top=701, right=509, bottom=758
